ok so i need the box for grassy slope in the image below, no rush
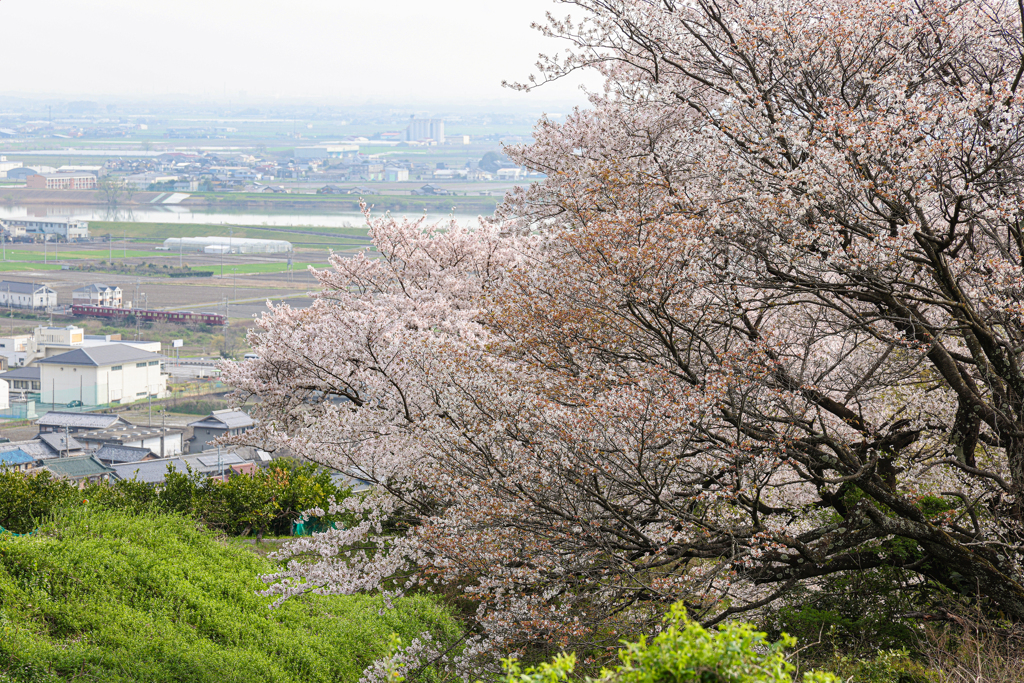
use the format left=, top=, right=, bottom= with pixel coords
left=0, top=510, right=457, bottom=683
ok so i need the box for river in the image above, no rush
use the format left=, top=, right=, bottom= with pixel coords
left=0, top=205, right=484, bottom=229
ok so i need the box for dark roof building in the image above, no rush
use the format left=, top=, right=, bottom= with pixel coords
left=112, top=458, right=187, bottom=485
left=38, top=432, right=84, bottom=456
left=95, top=444, right=157, bottom=465
left=187, top=409, right=255, bottom=453
left=0, top=440, right=54, bottom=461
left=37, top=411, right=129, bottom=433
left=43, top=456, right=115, bottom=487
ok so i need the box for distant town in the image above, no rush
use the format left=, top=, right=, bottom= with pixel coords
left=0, top=102, right=544, bottom=455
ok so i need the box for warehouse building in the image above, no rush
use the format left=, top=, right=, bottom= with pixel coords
left=162, top=236, right=293, bottom=254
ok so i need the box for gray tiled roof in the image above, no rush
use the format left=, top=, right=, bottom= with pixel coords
left=35, top=344, right=164, bottom=367
left=43, top=456, right=114, bottom=480
left=73, top=284, right=117, bottom=294
left=0, top=280, right=53, bottom=295
left=0, top=367, right=41, bottom=381
left=37, top=411, right=126, bottom=430
left=0, top=440, right=54, bottom=459
left=111, top=458, right=187, bottom=484
left=38, top=432, right=84, bottom=454
left=181, top=452, right=246, bottom=474
left=188, top=409, right=254, bottom=430
left=95, top=444, right=155, bottom=464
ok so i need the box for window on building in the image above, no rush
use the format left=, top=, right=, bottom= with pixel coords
left=111, top=365, right=122, bottom=371
left=148, top=361, right=159, bottom=366
left=136, top=362, right=147, bottom=368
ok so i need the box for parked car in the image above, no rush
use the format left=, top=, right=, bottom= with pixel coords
left=66, top=400, right=83, bottom=408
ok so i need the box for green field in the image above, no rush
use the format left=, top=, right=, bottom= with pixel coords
left=0, top=247, right=156, bottom=261
left=0, top=262, right=61, bottom=272
left=194, top=261, right=332, bottom=275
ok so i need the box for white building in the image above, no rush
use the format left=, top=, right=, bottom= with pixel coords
left=0, top=217, right=89, bottom=241
left=404, top=118, right=445, bottom=143
left=496, top=167, right=524, bottom=181
left=0, top=156, right=23, bottom=178
left=0, top=326, right=158, bottom=368
left=73, top=284, right=123, bottom=308
left=0, top=281, right=57, bottom=310
left=124, top=172, right=179, bottom=189
left=295, top=144, right=359, bottom=159
left=36, top=344, right=167, bottom=406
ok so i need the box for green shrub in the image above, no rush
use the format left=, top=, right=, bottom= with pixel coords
left=0, top=509, right=458, bottom=683
left=500, top=604, right=841, bottom=683
left=1, top=464, right=350, bottom=539
left=0, top=471, right=78, bottom=534
left=821, top=649, right=937, bottom=683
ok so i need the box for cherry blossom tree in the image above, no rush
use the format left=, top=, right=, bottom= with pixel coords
left=223, top=0, right=1024, bottom=675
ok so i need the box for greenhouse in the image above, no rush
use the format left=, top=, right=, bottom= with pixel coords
left=162, top=236, right=293, bottom=255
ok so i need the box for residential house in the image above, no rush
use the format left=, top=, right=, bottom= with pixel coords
left=187, top=409, right=254, bottom=453
left=72, top=284, right=122, bottom=308
left=111, top=457, right=188, bottom=485
left=0, top=281, right=57, bottom=310
left=0, top=440, right=54, bottom=463
left=0, top=448, right=36, bottom=472
left=94, top=444, right=158, bottom=466
left=37, top=432, right=85, bottom=457
left=181, top=451, right=257, bottom=479
left=43, top=455, right=115, bottom=488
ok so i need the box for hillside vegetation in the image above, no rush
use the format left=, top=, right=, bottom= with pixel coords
left=0, top=510, right=457, bottom=683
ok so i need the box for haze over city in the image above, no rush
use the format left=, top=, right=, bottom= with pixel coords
left=1, top=0, right=594, bottom=107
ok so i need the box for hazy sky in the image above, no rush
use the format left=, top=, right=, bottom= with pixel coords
left=1, top=0, right=595, bottom=108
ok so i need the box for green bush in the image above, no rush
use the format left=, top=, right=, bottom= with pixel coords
left=824, top=649, right=937, bottom=683
left=0, top=509, right=458, bottom=683
left=500, top=604, right=841, bottom=683
left=0, top=471, right=78, bottom=534
left=1, top=462, right=350, bottom=539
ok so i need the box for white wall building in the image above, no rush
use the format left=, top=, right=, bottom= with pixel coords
left=36, top=344, right=167, bottom=406
left=0, top=218, right=89, bottom=240
left=0, top=281, right=57, bottom=310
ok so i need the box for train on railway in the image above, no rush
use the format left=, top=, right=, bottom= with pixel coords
left=71, top=304, right=227, bottom=326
